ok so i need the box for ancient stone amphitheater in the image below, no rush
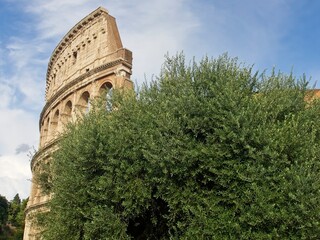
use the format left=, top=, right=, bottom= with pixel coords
left=23, top=7, right=133, bottom=239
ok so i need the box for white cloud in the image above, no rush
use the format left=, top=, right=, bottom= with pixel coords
left=0, top=108, right=38, bottom=155
left=107, top=0, right=200, bottom=82
left=25, top=0, right=105, bottom=40
left=10, top=70, right=46, bottom=109
left=0, top=83, right=14, bottom=108
left=0, top=155, right=30, bottom=181
left=7, top=38, right=48, bottom=67
left=15, top=143, right=32, bottom=155
left=0, top=38, right=47, bottom=111
left=7, top=40, right=35, bottom=70
left=0, top=47, right=5, bottom=67
left=0, top=154, right=31, bottom=200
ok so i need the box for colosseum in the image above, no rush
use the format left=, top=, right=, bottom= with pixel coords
left=23, top=7, right=133, bottom=239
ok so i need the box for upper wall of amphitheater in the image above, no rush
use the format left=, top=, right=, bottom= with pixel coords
left=45, top=7, right=131, bottom=101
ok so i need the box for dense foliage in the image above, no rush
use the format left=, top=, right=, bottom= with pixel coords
left=39, top=54, right=320, bottom=239
left=0, top=194, right=27, bottom=240
left=0, top=195, right=8, bottom=228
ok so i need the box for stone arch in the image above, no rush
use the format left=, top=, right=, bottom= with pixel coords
left=50, top=109, right=60, bottom=135
left=99, top=81, right=113, bottom=111
left=77, top=91, right=90, bottom=113
left=62, top=100, right=73, bottom=125
left=99, top=81, right=113, bottom=93
left=43, top=117, right=50, bottom=145
left=64, top=100, right=72, bottom=115
left=40, top=120, right=45, bottom=146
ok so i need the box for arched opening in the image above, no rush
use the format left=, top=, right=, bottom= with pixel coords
left=72, top=51, right=77, bottom=64
left=99, top=82, right=113, bottom=111
left=64, top=100, right=72, bottom=115
left=62, top=100, right=73, bottom=126
left=50, top=110, right=59, bottom=135
left=43, top=117, right=50, bottom=144
left=40, top=121, right=45, bottom=147
left=78, top=91, right=90, bottom=114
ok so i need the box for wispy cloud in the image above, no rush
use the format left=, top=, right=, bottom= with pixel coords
left=0, top=83, right=14, bottom=109
left=0, top=108, right=38, bottom=155
left=15, top=144, right=31, bottom=155
left=0, top=153, right=31, bottom=200
left=25, top=0, right=105, bottom=40
left=107, top=0, right=201, bottom=81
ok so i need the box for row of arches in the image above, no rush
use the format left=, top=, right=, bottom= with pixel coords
left=40, top=82, right=113, bottom=147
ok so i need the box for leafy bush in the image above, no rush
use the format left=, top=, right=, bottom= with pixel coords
left=40, top=54, right=320, bottom=239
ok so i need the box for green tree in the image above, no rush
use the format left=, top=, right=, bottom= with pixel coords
left=0, top=195, right=8, bottom=231
left=39, top=54, right=320, bottom=239
left=0, top=194, right=27, bottom=240
left=8, top=194, right=21, bottom=227
left=11, top=197, right=28, bottom=240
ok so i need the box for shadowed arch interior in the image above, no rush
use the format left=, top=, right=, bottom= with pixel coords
left=78, top=91, right=90, bottom=113
left=99, top=82, right=113, bottom=111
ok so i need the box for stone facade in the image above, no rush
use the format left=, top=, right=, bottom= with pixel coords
left=23, top=7, right=133, bottom=240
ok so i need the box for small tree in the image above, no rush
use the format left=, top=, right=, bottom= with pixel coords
left=39, top=54, right=320, bottom=239
left=0, top=195, right=8, bottom=229
left=8, top=194, right=21, bottom=227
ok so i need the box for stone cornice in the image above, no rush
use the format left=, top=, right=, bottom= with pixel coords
left=40, top=57, right=132, bottom=128
left=31, top=138, right=60, bottom=171
left=46, top=7, right=109, bottom=96
left=25, top=201, right=49, bottom=215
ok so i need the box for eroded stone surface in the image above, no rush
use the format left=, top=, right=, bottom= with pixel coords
left=23, top=7, right=133, bottom=240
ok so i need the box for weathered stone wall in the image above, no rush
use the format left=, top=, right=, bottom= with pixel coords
left=23, top=7, right=133, bottom=240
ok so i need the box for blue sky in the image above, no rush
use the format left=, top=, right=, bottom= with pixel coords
left=1, top=0, right=320, bottom=200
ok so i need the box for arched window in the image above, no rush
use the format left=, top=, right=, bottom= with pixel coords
left=78, top=91, right=90, bottom=114
left=99, top=82, right=113, bottom=111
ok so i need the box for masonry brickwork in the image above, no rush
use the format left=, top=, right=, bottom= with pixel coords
left=23, top=7, right=133, bottom=239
